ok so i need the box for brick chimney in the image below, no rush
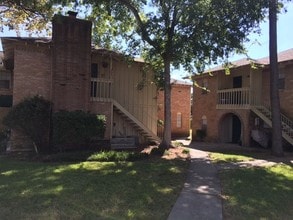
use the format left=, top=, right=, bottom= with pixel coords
left=67, top=10, right=78, bottom=18
left=51, top=13, right=92, bottom=111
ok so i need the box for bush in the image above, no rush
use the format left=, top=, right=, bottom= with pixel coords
left=3, top=96, right=51, bottom=153
left=87, top=151, right=149, bottom=162
left=42, top=150, right=148, bottom=162
left=0, top=129, right=10, bottom=153
left=53, top=110, right=106, bottom=150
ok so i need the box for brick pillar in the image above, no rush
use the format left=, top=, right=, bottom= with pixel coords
left=52, top=14, right=92, bottom=111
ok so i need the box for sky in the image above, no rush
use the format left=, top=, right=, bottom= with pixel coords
left=1, top=2, right=293, bottom=80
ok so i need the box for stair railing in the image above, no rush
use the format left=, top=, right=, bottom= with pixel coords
left=258, top=102, right=293, bottom=138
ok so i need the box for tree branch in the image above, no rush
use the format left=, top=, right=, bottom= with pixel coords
left=2, top=0, right=48, bottom=19
left=116, top=0, right=157, bottom=48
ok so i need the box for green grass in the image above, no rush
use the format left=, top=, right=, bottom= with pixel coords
left=209, top=152, right=254, bottom=163
left=220, top=164, right=293, bottom=220
left=0, top=156, right=189, bottom=219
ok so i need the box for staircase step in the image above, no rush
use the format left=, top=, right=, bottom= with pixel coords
left=110, top=137, right=137, bottom=149
left=113, top=100, right=161, bottom=143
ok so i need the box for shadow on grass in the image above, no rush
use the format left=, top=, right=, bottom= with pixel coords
left=0, top=157, right=188, bottom=219
left=220, top=165, right=293, bottom=220
left=189, top=142, right=293, bottom=167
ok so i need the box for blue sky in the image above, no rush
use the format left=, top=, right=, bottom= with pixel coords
left=1, top=2, right=293, bottom=80
left=232, top=1, right=293, bottom=60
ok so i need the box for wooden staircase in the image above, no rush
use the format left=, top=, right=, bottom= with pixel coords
left=251, top=105, right=293, bottom=146
left=112, top=100, right=161, bottom=144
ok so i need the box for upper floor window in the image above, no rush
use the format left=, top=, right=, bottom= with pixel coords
left=278, top=72, right=285, bottom=90
left=91, top=63, right=98, bottom=78
left=0, top=71, right=11, bottom=89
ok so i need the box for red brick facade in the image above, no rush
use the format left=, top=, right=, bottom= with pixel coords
left=158, top=80, right=191, bottom=138
left=192, top=51, right=293, bottom=147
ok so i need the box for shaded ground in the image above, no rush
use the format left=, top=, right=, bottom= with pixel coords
left=175, top=140, right=293, bottom=167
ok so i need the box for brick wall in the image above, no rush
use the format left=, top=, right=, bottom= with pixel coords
left=192, top=61, right=293, bottom=147
left=13, top=48, right=51, bottom=104
left=192, top=74, right=218, bottom=141
left=192, top=73, right=251, bottom=146
left=262, top=62, right=293, bottom=119
left=158, top=83, right=191, bottom=138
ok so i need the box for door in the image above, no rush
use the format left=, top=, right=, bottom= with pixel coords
left=233, top=76, right=242, bottom=104
left=233, top=76, right=242, bottom=88
left=232, top=115, right=241, bottom=144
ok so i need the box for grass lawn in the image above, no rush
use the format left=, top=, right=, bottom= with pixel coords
left=209, top=152, right=254, bottom=163
left=210, top=152, right=293, bottom=219
left=0, top=156, right=189, bottom=219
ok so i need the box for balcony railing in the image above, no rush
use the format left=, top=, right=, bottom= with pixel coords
left=90, top=78, right=112, bottom=102
left=217, top=87, right=258, bottom=109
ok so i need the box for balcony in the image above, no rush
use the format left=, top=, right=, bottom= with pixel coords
left=90, top=78, right=112, bottom=102
left=216, top=87, right=258, bottom=109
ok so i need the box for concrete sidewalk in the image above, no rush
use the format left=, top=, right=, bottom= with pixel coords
left=167, top=148, right=223, bottom=220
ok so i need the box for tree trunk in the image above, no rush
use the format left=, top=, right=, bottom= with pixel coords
left=159, top=58, right=172, bottom=149
left=269, top=0, right=283, bottom=156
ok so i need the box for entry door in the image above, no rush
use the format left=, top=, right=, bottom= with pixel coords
left=232, top=115, right=241, bottom=144
left=233, top=76, right=242, bottom=104
left=233, top=76, right=242, bottom=88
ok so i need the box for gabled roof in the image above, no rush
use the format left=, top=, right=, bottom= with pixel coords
left=203, top=48, right=293, bottom=74
left=257, top=48, right=293, bottom=64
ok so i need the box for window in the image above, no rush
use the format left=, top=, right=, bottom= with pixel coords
left=201, top=79, right=208, bottom=94
left=91, top=63, right=98, bottom=78
left=0, top=71, right=11, bottom=89
left=0, top=80, right=10, bottom=89
left=278, top=72, right=285, bottom=90
left=176, top=112, right=182, bottom=128
left=0, top=95, right=13, bottom=107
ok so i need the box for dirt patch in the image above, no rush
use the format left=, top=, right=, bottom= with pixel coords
left=142, top=145, right=190, bottom=160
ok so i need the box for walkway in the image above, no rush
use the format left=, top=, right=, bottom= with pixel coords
left=167, top=148, right=223, bottom=220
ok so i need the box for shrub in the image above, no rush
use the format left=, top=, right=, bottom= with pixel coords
left=182, top=148, right=190, bottom=154
left=52, top=110, right=106, bottom=150
left=87, top=150, right=148, bottom=162
left=0, top=129, right=10, bottom=153
left=3, top=96, right=52, bottom=153
left=43, top=150, right=148, bottom=162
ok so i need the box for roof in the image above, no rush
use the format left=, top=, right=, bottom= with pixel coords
left=204, top=48, right=293, bottom=74
left=0, top=37, right=51, bottom=44
left=257, top=48, right=293, bottom=64
left=171, top=78, right=192, bottom=86
left=92, top=47, right=145, bottom=63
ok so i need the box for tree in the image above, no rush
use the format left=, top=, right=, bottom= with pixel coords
left=0, top=0, right=57, bottom=34
left=1, top=0, right=275, bottom=150
left=269, top=0, right=284, bottom=156
left=3, top=96, right=52, bottom=154
left=81, top=0, right=270, bottom=149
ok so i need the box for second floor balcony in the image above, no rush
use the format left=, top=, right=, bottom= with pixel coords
left=90, top=78, right=112, bottom=102
left=216, top=87, right=260, bottom=109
